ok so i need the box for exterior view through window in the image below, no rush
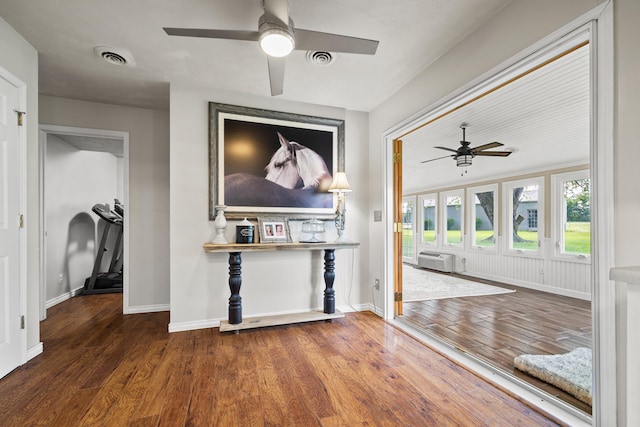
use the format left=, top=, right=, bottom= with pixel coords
left=471, top=190, right=496, bottom=248
left=510, top=183, right=541, bottom=251
left=444, top=193, right=463, bottom=245
left=402, top=199, right=414, bottom=258
left=562, top=178, right=590, bottom=255
left=421, top=196, right=436, bottom=244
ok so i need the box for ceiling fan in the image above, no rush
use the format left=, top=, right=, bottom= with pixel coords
left=421, top=123, right=513, bottom=167
left=163, top=0, right=379, bottom=96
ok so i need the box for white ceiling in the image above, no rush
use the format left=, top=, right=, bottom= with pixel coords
left=401, top=43, right=590, bottom=194
left=0, top=0, right=511, bottom=112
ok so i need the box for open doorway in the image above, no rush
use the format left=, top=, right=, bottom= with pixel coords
left=397, top=39, right=592, bottom=414
left=383, top=10, right=616, bottom=423
left=38, top=125, right=129, bottom=319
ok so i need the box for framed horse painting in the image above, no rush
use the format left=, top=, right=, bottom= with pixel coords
left=209, top=102, right=344, bottom=219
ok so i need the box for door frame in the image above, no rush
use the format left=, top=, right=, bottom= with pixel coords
left=0, top=65, right=28, bottom=369
left=38, top=125, right=130, bottom=318
left=381, top=3, right=614, bottom=425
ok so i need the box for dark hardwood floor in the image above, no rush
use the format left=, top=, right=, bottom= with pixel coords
left=0, top=294, right=566, bottom=426
left=400, top=268, right=592, bottom=414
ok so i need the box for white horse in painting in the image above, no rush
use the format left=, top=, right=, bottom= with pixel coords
left=265, top=132, right=333, bottom=191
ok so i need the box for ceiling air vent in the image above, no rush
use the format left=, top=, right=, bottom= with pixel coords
left=306, top=51, right=335, bottom=67
left=94, top=46, right=136, bottom=67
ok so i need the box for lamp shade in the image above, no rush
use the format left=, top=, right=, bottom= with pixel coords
left=328, top=172, right=352, bottom=192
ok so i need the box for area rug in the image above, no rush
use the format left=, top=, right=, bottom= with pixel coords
left=402, top=265, right=515, bottom=302
left=514, top=347, right=592, bottom=405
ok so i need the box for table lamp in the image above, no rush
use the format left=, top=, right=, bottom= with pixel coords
left=328, top=172, right=352, bottom=239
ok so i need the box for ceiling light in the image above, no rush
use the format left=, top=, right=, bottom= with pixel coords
left=259, top=28, right=294, bottom=57
left=456, top=154, right=473, bottom=167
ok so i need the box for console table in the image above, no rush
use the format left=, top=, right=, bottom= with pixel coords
left=202, top=241, right=359, bottom=332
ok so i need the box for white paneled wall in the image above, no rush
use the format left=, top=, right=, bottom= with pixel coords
left=415, top=236, right=591, bottom=301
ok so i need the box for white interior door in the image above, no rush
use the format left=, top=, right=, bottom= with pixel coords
left=0, top=75, right=22, bottom=378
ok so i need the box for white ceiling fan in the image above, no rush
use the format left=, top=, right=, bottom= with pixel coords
left=163, top=0, right=379, bottom=96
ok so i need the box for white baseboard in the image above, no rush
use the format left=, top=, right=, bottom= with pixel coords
left=337, top=303, right=370, bottom=313
left=125, top=303, right=170, bottom=314
left=465, top=270, right=591, bottom=301
left=45, top=286, right=84, bottom=309
left=27, top=342, right=43, bottom=361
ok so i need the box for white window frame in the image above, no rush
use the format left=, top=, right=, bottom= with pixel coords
left=467, top=184, right=498, bottom=252
left=440, top=189, right=464, bottom=248
left=417, top=193, right=438, bottom=248
left=551, top=169, right=590, bottom=263
left=503, top=177, right=544, bottom=257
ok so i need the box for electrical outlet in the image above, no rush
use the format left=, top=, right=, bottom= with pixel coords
left=58, top=273, right=64, bottom=284
left=374, top=278, right=380, bottom=290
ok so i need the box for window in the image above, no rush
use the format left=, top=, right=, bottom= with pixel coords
left=552, top=170, right=590, bottom=260
left=441, top=190, right=463, bottom=246
left=503, top=177, right=544, bottom=255
left=401, top=197, right=415, bottom=260
left=527, top=209, right=538, bottom=229
left=468, top=184, right=498, bottom=250
left=418, top=193, right=437, bottom=245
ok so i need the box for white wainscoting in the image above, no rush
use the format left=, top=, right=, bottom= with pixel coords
left=415, top=237, right=591, bottom=301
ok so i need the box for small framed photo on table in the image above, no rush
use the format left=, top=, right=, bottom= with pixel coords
left=257, top=217, right=291, bottom=243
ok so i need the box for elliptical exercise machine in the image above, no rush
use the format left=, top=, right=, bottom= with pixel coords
left=81, top=200, right=124, bottom=295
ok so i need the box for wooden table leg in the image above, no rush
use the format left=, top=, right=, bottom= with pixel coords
left=228, top=252, right=242, bottom=324
left=323, top=249, right=336, bottom=314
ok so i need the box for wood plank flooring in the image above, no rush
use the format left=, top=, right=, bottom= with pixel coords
left=0, top=294, right=565, bottom=426
left=400, top=269, right=592, bottom=414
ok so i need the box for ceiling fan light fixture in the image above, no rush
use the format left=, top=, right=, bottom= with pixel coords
left=456, top=154, right=473, bottom=167
left=259, top=27, right=294, bottom=57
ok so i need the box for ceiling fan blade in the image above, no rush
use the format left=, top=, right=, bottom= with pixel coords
left=420, top=155, right=454, bottom=164
left=434, top=146, right=459, bottom=154
left=474, top=151, right=512, bottom=157
left=470, top=141, right=503, bottom=152
left=163, top=27, right=259, bottom=41
left=294, top=29, right=378, bottom=55
left=267, top=56, right=286, bottom=96
left=264, top=0, right=290, bottom=27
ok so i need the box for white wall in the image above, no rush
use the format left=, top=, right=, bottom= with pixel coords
left=39, top=96, right=170, bottom=311
left=0, top=16, right=39, bottom=352
left=168, top=84, right=368, bottom=330
left=45, top=135, right=120, bottom=301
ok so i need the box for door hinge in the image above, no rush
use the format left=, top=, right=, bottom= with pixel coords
left=19, top=214, right=24, bottom=229
left=394, top=222, right=403, bottom=233
left=394, top=292, right=403, bottom=302
left=20, top=315, right=25, bottom=329
left=13, top=110, right=26, bottom=127
left=393, top=152, right=402, bottom=163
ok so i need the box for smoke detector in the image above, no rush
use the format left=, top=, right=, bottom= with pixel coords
left=306, top=51, right=336, bottom=66
left=94, top=46, right=136, bottom=67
